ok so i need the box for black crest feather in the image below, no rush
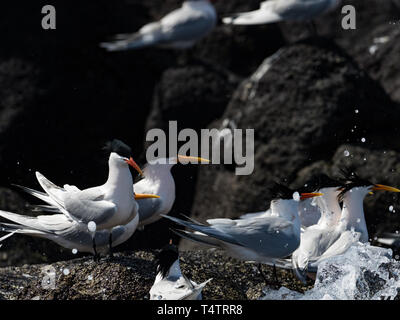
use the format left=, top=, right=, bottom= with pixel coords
left=337, top=167, right=373, bottom=202
left=269, top=183, right=296, bottom=200
left=155, top=243, right=179, bottom=279
left=302, top=174, right=342, bottom=192
left=103, top=139, right=132, bottom=158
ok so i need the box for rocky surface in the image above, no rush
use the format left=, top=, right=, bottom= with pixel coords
left=0, top=250, right=311, bottom=300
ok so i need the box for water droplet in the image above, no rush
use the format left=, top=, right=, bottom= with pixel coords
left=72, top=248, right=78, bottom=254
left=344, top=150, right=350, bottom=157
left=361, top=137, right=366, bottom=143
left=389, top=206, right=394, bottom=212
left=87, top=275, right=93, bottom=281
left=63, top=268, right=70, bottom=276
left=292, top=192, right=300, bottom=202
left=88, top=221, right=97, bottom=233
left=355, top=109, right=359, bottom=114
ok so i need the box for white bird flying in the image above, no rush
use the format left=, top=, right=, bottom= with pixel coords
left=291, top=170, right=400, bottom=282
left=150, top=241, right=212, bottom=300
left=222, top=0, right=341, bottom=25
left=0, top=140, right=159, bottom=258
left=163, top=184, right=322, bottom=266
left=100, top=0, right=217, bottom=51
left=135, top=155, right=209, bottom=229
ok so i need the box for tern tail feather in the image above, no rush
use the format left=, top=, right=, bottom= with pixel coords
left=170, top=228, right=221, bottom=248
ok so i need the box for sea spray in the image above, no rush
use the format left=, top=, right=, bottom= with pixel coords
left=261, top=243, right=400, bottom=300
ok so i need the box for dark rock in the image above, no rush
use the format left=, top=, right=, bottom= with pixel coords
left=181, top=39, right=399, bottom=250
left=145, top=65, right=238, bottom=134
left=0, top=250, right=310, bottom=300
left=280, top=0, right=400, bottom=103
left=346, top=25, right=400, bottom=104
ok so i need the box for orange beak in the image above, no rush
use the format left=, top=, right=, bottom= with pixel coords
left=134, top=193, right=160, bottom=200
left=125, top=157, right=144, bottom=177
left=177, top=155, right=210, bottom=164
left=371, top=184, right=400, bottom=193
left=300, top=192, right=324, bottom=200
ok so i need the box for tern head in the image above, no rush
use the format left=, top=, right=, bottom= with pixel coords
left=268, top=183, right=321, bottom=222
left=302, top=174, right=342, bottom=202
left=104, top=139, right=144, bottom=176
left=269, top=183, right=323, bottom=202
left=155, top=242, right=179, bottom=279
left=338, top=167, right=400, bottom=202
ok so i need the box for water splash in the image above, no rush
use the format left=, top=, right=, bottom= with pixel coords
left=261, top=243, right=400, bottom=300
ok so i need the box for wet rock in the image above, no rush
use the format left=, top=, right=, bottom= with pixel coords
left=348, top=26, right=400, bottom=104
left=0, top=250, right=310, bottom=300
left=279, top=0, right=400, bottom=103
left=145, top=65, right=237, bottom=135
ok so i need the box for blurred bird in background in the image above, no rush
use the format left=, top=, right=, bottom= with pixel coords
left=100, top=0, right=217, bottom=51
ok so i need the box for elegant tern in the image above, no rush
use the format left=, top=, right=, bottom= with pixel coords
left=100, top=0, right=217, bottom=51
left=0, top=140, right=158, bottom=257
left=150, top=241, right=212, bottom=300
left=222, top=0, right=341, bottom=25
left=163, top=184, right=322, bottom=265
left=135, top=155, right=209, bottom=229
left=291, top=170, right=400, bottom=282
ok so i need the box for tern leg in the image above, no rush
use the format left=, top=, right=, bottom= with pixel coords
left=307, top=20, right=318, bottom=37
left=257, top=264, right=269, bottom=285
left=108, top=232, right=114, bottom=259
left=92, top=237, right=100, bottom=262
left=272, top=264, right=280, bottom=288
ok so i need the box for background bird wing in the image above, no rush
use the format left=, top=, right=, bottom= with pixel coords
left=212, top=217, right=294, bottom=257
left=274, top=0, right=332, bottom=19
left=166, top=215, right=296, bottom=257
left=137, top=198, right=162, bottom=223
left=158, top=6, right=215, bottom=43
left=239, top=209, right=271, bottom=220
